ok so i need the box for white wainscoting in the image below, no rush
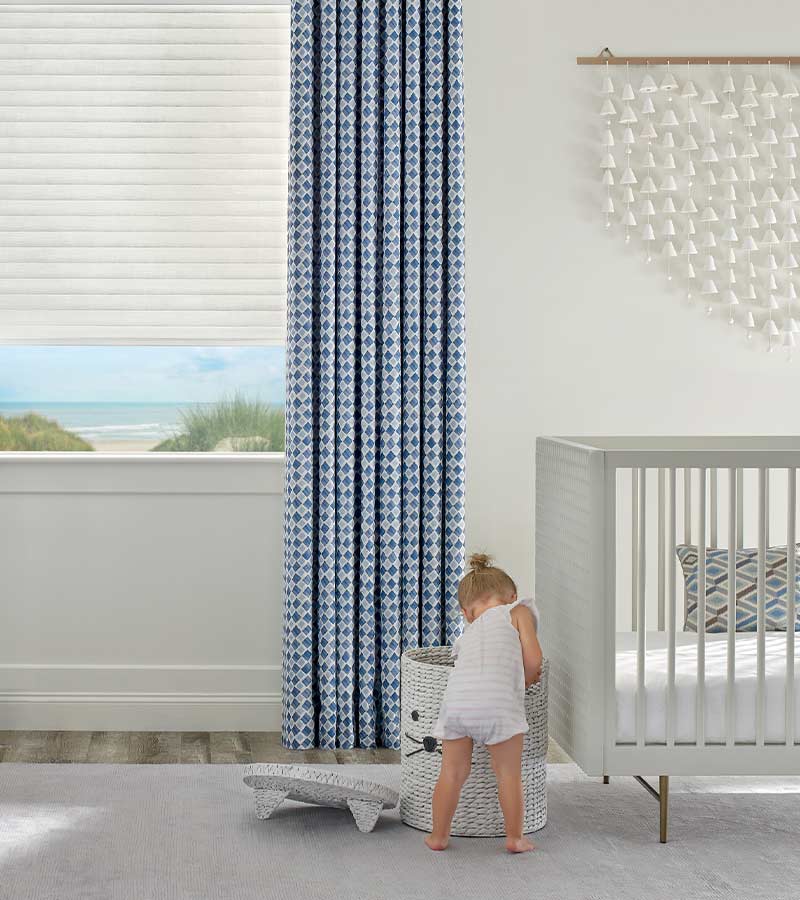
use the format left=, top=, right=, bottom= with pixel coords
left=0, top=454, right=285, bottom=730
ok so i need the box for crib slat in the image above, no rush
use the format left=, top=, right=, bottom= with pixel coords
left=632, top=468, right=639, bottom=632
left=765, top=468, right=770, bottom=547
left=667, top=467, right=677, bottom=748
left=757, top=467, right=767, bottom=747
left=786, top=468, right=796, bottom=747
left=658, top=468, right=665, bottom=632
left=684, top=467, right=692, bottom=621
left=726, top=468, right=737, bottom=747
left=710, top=468, right=718, bottom=547
left=697, top=467, right=707, bottom=748
left=636, top=467, right=647, bottom=748
left=736, top=468, right=744, bottom=547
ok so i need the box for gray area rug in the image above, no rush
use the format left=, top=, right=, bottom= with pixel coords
left=1, top=763, right=799, bottom=900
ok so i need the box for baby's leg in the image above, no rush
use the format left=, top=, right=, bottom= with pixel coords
left=488, top=734, right=535, bottom=853
left=425, top=737, right=473, bottom=851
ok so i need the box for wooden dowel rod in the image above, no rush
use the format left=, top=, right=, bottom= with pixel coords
left=577, top=55, right=800, bottom=65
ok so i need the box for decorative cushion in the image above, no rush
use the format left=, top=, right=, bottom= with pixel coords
left=676, top=544, right=800, bottom=632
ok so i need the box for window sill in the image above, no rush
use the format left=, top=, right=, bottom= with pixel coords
left=0, top=452, right=285, bottom=495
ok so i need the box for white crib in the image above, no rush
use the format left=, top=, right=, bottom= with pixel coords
left=536, top=437, right=800, bottom=842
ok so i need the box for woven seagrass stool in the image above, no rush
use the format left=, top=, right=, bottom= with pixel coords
left=243, top=764, right=399, bottom=833
left=399, top=648, right=548, bottom=836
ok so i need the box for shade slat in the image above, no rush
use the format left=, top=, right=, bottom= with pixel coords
left=0, top=13, right=290, bottom=28
left=0, top=294, right=284, bottom=310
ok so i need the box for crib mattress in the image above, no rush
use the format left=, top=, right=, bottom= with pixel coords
left=616, top=632, right=800, bottom=744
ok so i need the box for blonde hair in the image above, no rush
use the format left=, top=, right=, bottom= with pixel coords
left=457, top=553, right=517, bottom=610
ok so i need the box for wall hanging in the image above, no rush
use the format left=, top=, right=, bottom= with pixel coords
left=581, top=51, right=800, bottom=356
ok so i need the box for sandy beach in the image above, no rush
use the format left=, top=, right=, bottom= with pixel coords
left=91, top=440, right=160, bottom=453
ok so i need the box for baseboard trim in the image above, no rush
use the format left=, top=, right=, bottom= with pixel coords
left=0, top=691, right=283, bottom=731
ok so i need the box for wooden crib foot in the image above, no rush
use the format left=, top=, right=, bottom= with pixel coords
left=659, top=775, right=669, bottom=844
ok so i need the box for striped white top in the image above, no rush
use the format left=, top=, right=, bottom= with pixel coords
left=433, top=597, right=539, bottom=746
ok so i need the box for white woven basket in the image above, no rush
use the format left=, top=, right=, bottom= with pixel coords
left=399, top=647, right=548, bottom=837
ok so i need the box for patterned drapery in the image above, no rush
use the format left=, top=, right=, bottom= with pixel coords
left=283, top=0, right=466, bottom=749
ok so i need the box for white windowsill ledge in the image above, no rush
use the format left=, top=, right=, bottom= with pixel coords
left=0, top=452, right=286, bottom=495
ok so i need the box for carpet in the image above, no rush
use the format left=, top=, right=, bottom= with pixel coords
left=1, top=763, right=799, bottom=900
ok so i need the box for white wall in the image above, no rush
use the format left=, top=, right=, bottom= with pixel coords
left=0, top=456, right=284, bottom=729
left=8, top=0, right=797, bottom=731
left=463, top=0, right=800, bottom=597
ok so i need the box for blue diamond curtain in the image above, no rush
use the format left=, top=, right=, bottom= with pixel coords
left=283, top=0, right=465, bottom=750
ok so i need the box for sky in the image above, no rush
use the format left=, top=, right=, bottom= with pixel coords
left=0, top=346, right=286, bottom=404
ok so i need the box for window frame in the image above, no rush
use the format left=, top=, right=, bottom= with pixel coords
left=0, top=0, right=290, bottom=458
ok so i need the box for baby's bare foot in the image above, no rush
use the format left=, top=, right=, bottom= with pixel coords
left=506, top=836, right=535, bottom=853
left=425, top=833, right=449, bottom=851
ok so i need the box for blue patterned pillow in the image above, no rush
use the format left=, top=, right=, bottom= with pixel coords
left=676, top=544, right=800, bottom=632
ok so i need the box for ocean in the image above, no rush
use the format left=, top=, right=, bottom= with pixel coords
left=0, top=401, right=195, bottom=443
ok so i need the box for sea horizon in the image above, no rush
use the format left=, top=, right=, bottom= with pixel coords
left=0, top=400, right=286, bottom=443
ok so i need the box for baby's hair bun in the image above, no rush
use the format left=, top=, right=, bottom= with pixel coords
left=468, top=552, right=493, bottom=571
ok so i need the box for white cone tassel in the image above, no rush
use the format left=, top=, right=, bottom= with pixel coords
left=639, top=73, right=658, bottom=93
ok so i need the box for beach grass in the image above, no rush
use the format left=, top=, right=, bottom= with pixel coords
left=0, top=412, right=94, bottom=451
left=153, top=395, right=285, bottom=453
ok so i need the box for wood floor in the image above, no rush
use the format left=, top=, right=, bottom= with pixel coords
left=0, top=731, right=571, bottom=765
left=0, top=732, right=398, bottom=765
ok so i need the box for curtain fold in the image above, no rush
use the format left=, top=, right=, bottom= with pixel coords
left=283, top=0, right=466, bottom=750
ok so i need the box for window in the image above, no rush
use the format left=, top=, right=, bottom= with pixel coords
left=0, top=346, right=285, bottom=452
left=0, top=4, right=289, bottom=452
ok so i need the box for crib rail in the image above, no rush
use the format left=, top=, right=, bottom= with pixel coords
left=537, top=438, right=800, bottom=778
left=620, top=462, right=798, bottom=751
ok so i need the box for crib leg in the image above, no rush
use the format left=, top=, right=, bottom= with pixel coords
left=633, top=775, right=669, bottom=843
left=659, top=775, right=669, bottom=844
left=603, top=775, right=610, bottom=784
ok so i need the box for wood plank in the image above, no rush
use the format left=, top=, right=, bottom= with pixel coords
left=0, top=730, right=48, bottom=762
left=180, top=732, right=210, bottom=764
left=374, top=748, right=401, bottom=764
left=85, top=731, right=132, bottom=763
left=0, top=731, right=400, bottom=765
left=244, top=732, right=332, bottom=765
left=129, top=732, right=181, bottom=764
left=44, top=731, right=92, bottom=763
left=209, top=731, right=251, bottom=764
left=334, top=748, right=379, bottom=764
left=0, top=730, right=13, bottom=762
left=244, top=731, right=297, bottom=764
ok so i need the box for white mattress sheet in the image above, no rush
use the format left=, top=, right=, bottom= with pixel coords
left=616, top=632, right=800, bottom=744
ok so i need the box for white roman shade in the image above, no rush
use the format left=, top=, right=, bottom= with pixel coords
left=0, top=4, right=289, bottom=345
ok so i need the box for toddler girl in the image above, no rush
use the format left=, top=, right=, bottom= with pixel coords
left=425, top=553, right=542, bottom=854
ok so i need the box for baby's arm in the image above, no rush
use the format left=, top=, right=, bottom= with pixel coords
left=511, top=605, right=542, bottom=687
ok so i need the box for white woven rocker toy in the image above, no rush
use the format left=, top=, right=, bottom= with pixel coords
left=399, top=648, right=549, bottom=836
left=243, top=764, right=399, bottom=834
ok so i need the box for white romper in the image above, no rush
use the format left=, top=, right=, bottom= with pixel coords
left=432, top=597, right=540, bottom=746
